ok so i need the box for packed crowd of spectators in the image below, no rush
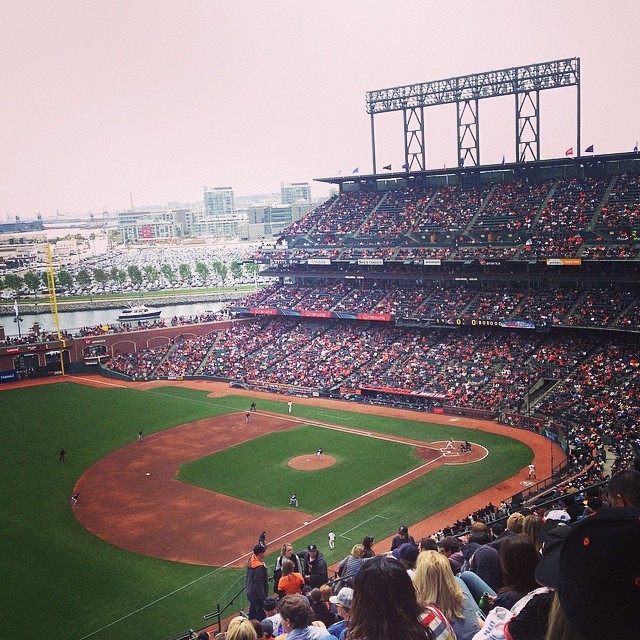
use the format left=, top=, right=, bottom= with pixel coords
left=0, top=311, right=225, bottom=346
left=271, top=175, right=640, bottom=258
left=231, top=281, right=640, bottom=331
left=106, top=344, right=172, bottom=379
left=470, top=179, right=551, bottom=235
left=536, top=340, right=640, bottom=474
left=0, top=328, right=74, bottom=347
left=357, top=187, right=436, bottom=240
left=411, top=184, right=492, bottom=236
left=565, top=289, right=637, bottom=327
left=536, top=176, right=609, bottom=232
left=594, top=173, right=640, bottom=228
left=72, top=312, right=222, bottom=338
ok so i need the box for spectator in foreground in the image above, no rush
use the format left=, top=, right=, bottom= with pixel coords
left=226, top=617, right=258, bottom=640
left=489, top=512, right=525, bottom=549
left=459, top=531, right=502, bottom=599
left=327, top=587, right=353, bottom=640
left=419, top=537, right=438, bottom=552
left=438, top=536, right=464, bottom=574
left=262, top=598, right=281, bottom=636
left=348, top=554, right=452, bottom=640
left=546, top=508, right=640, bottom=640
left=245, top=544, right=269, bottom=621
left=278, top=594, right=338, bottom=640
left=309, top=587, right=337, bottom=628
left=413, top=550, right=481, bottom=640
left=336, top=544, right=368, bottom=588
left=361, top=535, right=375, bottom=558
left=492, top=534, right=540, bottom=611
left=522, top=514, right=544, bottom=553
left=303, top=544, right=328, bottom=589
left=261, top=620, right=275, bottom=640
left=390, top=525, right=416, bottom=551
left=274, top=542, right=303, bottom=597
left=278, top=559, right=305, bottom=595
left=607, top=469, right=640, bottom=507
left=392, top=542, right=420, bottom=578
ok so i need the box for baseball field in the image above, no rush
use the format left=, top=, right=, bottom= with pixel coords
left=1, top=377, right=538, bottom=640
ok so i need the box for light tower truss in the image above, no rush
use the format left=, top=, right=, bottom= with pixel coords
left=366, top=57, right=580, bottom=172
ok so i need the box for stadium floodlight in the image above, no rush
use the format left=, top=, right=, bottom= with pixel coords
left=366, top=58, right=580, bottom=172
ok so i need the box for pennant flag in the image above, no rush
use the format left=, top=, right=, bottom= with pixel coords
left=402, top=163, right=409, bottom=170
left=585, top=145, right=594, bottom=153
left=352, top=167, right=359, bottom=174
left=14, top=299, right=19, bottom=318
left=383, top=164, right=392, bottom=171
left=565, top=147, right=574, bottom=156
left=634, top=141, right=638, bottom=153
left=501, top=155, right=506, bottom=165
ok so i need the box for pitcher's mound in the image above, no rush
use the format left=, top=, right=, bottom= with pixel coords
left=289, top=454, right=336, bottom=470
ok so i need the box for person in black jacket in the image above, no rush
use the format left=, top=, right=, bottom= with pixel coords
left=245, top=544, right=269, bottom=620
left=303, top=544, right=328, bottom=588
left=390, top=525, right=416, bottom=551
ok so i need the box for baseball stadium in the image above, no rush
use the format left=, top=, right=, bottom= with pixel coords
left=2, top=59, right=639, bottom=640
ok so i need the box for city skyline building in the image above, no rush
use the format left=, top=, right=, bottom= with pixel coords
left=204, top=186, right=236, bottom=219
left=280, top=182, right=312, bottom=205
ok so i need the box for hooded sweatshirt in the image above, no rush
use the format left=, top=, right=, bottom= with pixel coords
left=246, top=553, right=269, bottom=600
left=304, top=550, right=328, bottom=588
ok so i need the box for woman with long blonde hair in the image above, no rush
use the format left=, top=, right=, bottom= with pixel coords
left=225, top=616, right=258, bottom=640
left=413, top=550, right=482, bottom=640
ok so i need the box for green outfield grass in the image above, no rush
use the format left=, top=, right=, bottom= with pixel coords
left=1, top=382, right=532, bottom=640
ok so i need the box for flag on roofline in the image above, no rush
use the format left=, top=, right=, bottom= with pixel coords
left=565, top=147, right=574, bottom=156
left=383, top=164, right=392, bottom=171
left=402, top=163, right=409, bottom=170
left=502, top=155, right=506, bottom=165
left=634, top=141, right=638, bottom=153
left=585, top=145, right=594, bottom=153
left=352, top=167, right=359, bottom=174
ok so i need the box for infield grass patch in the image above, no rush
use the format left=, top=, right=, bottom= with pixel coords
left=177, top=424, right=427, bottom=514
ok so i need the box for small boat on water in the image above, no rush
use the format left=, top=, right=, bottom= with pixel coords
left=118, top=304, right=162, bottom=322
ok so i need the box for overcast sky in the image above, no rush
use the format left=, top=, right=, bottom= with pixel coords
left=1, top=1, right=638, bottom=217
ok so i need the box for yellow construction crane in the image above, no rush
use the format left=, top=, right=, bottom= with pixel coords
left=45, top=243, right=66, bottom=375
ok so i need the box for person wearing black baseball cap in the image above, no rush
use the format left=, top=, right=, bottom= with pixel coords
left=303, top=544, right=328, bottom=588
left=245, top=543, right=268, bottom=621
left=390, top=525, right=415, bottom=551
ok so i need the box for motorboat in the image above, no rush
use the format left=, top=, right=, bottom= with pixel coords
left=117, top=304, right=162, bottom=322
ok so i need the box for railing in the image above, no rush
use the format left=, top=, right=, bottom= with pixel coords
left=202, top=576, right=251, bottom=634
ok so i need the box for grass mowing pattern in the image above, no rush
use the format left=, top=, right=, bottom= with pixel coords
left=1, top=383, right=531, bottom=640
left=178, top=424, right=424, bottom=514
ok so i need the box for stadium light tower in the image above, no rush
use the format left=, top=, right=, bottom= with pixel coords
left=366, top=57, right=581, bottom=172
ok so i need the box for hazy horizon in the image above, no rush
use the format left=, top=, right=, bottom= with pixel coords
left=2, top=1, right=638, bottom=217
